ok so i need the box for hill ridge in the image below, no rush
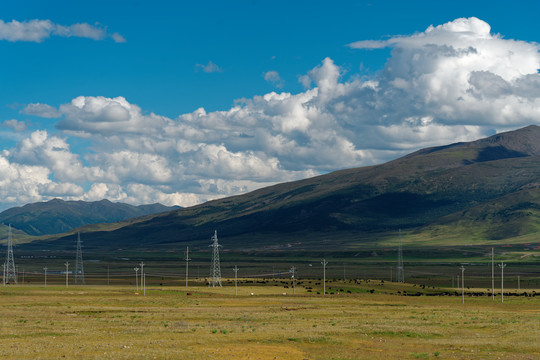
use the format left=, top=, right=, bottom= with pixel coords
left=19, top=125, right=540, bottom=250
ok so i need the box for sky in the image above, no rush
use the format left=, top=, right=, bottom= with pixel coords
left=1, top=1, right=540, bottom=210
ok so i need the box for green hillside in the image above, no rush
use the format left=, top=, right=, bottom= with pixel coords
left=17, top=125, right=540, bottom=251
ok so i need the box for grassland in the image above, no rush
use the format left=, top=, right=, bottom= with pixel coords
left=0, top=280, right=538, bottom=359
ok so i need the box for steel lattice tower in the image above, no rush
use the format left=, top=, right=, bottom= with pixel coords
left=74, top=232, right=85, bottom=284
left=209, top=230, right=222, bottom=287
left=5, top=224, right=17, bottom=284
left=396, top=229, right=404, bottom=283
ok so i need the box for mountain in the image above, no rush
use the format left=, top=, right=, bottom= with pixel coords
left=28, top=125, right=540, bottom=250
left=0, top=199, right=180, bottom=236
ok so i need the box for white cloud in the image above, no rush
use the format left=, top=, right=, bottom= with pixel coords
left=57, top=96, right=168, bottom=135
left=8, top=130, right=97, bottom=183
left=343, top=17, right=540, bottom=128
left=7, top=17, right=540, bottom=211
left=263, top=71, right=284, bottom=88
left=111, top=32, right=126, bottom=43
left=2, top=119, right=27, bottom=132
left=0, top=19, right=125, bottom=42
left=195, top=61, right=222, bottom=73
left=347, top=39, right=389, bottom=49
left=23, top=103, right=61, bottom=118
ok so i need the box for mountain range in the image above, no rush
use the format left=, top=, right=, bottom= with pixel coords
left=12, top=125, right=540, bottom=251
left=0, top=199, right=179, bottom=236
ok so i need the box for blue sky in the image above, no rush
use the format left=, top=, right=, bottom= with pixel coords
left=1, top=1, right=540, bottom=209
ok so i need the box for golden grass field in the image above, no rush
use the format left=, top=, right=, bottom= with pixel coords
left=0, top=280, right=538, bottom=359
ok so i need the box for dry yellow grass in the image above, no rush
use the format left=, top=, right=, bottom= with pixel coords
left=0, top=283, right=538, bottom=359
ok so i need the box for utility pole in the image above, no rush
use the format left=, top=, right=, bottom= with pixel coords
left=233, top=265, right=239, bottom=296
left=499, top=262, right=506, bottom=303
left=396, top=230, right=404, bottom=283
left=491, top=248, right=495, bottom=301
left=184, top=246, right=191, bottom=288
left=517, top=275, right=520, bottom=291
left=290, top=266, right=296, bottom=295
left=134, top=267, right=139, bottom=291
left=139, top=262, right=145, bottom=296
left=64, top=262, right=69, bottom=287
left=43, top=267, right=47, bottom=287
left=460, top=265, right=465, bottom=304
left=321, top=259, right=328, bottom=295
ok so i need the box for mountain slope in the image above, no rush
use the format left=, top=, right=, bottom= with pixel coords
left=30, top=125, right=540, bottom=249
left=0, top=199, right=179, bottom=236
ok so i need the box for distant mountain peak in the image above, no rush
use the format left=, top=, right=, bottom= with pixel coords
left=0, top=200, right=179, bottom=236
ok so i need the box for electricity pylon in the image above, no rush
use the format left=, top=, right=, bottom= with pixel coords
left=185, top=246, right=191, bottom=288
left=5, top=224, right=17, bottom=284
left=74, top=232, right=85, bottom=284
left=209, top=230, right=222, bottom=287
left=396, top=229, right=404, bottom=283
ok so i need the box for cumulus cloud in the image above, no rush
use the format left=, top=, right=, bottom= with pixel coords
left=57, top=96, right=168, bottom=135
left=0, top=19, right=125, bottom=42
left=6, top=17, right=540, bottom=210
left=195, top=61, right=222, bottom=73
left=111, top=32, right=126, bottom=43
left=2, top=119, right=27, bottom=132
left=23, top=103, right=61, bottom=118
left=263, top=71, right=284, bottom=88
left=344, top=17, right=540, bottom=128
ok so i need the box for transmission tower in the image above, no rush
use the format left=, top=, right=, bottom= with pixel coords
left=185, top=246, right=191, bottom=288
left=5, top=224, right=17, bottom=284
left=74, top=232, right=85, bottom=284
left=290, top=266, right=296, bottom=295
left=209, top=230, right=222, bottom=287
left=396, top=229, right=404, bottom=283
